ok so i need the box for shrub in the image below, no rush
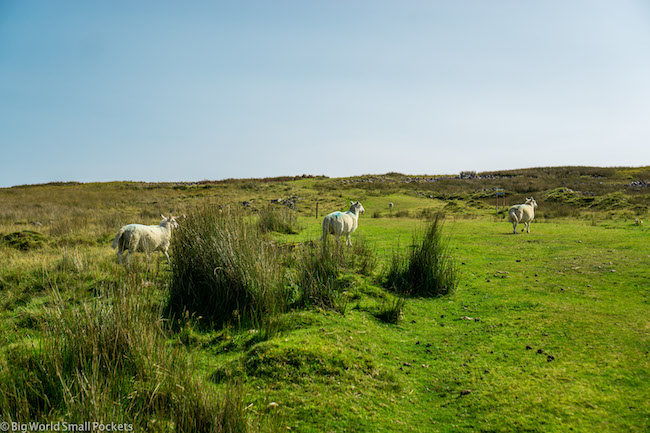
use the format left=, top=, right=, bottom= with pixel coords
left=168, top=207, right=289, bottom=329
left=384, top=215, right=458, bottom=297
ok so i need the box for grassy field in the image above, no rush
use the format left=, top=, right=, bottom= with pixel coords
left=0, top=167, right=648, bottom=432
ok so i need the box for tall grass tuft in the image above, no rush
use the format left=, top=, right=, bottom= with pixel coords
left=0, top=284, right=172, bottom=421
left=168, top=206, right=289, bottom=329
left=350, top=237, right=378, bottom=276
left=374, top=296, right=406, bottom=324
left=173, top=379, right=252, bottom=433
left=295, top=241, right=346, bottom=311
left=257, top=206, right=300, bottom=234
left=384, top=215, right=458, bottom=297
left=295, top=238, right=377, bottom=313
left=0, top=284, right=266, bottom=432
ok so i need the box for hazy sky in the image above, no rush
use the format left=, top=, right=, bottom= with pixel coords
left=2, top=1, right=650, bottom=187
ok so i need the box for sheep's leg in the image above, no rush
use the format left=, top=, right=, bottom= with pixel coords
left=164, top=250, right=171, bottom=265
left=512, top=221, right=517, bottom=234
left=127, top=238, right=138, bottom=268
left=116, top=249, right=123, bottom=264
left=346, top=234, right=352, bottom=246
left=525, top=222, right=531, bottom=233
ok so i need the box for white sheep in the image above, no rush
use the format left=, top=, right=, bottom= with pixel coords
left=508, top=198, right=538, bottom=234
left=112, top=215, right=179, bottom=266
left=321, top=201, right=365, bottom=245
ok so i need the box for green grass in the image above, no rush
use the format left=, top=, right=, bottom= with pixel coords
left=0, top=167, right=648, bottom=432
left=384, top=216, right=459, bottom=297
left=202, top=218, right=647, bottom=432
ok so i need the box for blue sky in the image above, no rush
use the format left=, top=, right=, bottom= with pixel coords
left=2, top=1, right=650, bottom=187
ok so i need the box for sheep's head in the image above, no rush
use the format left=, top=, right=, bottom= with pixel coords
left=525, top=197, right=538, bottom=208
left=350, top=201, right=365, bottom=214
left=161, top=214, right=180, bottom=229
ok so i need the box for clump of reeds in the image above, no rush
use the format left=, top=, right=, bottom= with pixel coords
left=257, top=206, right=300, bottom=234
left=294, top=237, right=377, bottom=313
left=295, top=241, right=346, bottom=312
left=373, top=296, right=406, bottom=324
left=349, top=237, right=378, bottom=276
left=384, top=215, right=458, bottom=297
left=168, top=206, right=289, bottom=330
left=0, top=284, right=262, bottom=432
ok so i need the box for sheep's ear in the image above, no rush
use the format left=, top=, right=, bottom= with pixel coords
left=161, top=214, right=166, bottom=219
left=350, top=201, right=354, bottom=205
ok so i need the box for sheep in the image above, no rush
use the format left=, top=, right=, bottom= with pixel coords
left=508, top=198, right=538, bottom=234
left=112, top=215, right=179, bottom=266
left=321, top=201, right=365, bottom=245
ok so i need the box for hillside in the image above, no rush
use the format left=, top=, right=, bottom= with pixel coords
left=0, top=166, right=648, bottom=432
left=2, top=166, right=648, bottom=224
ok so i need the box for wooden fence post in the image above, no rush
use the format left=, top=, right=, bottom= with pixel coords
left=495, top=189, right=504, bottom=215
